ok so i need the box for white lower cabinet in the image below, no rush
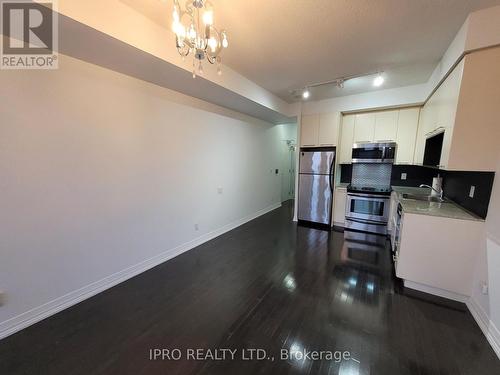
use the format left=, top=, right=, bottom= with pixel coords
left=396, top=212, right=483, bottom=298
left=333, top=187, right=347, bottom=225
left=387, top=192, right=399, bottom=234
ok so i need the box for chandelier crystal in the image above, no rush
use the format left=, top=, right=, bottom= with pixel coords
left=171, top=0, right=228, bottom=78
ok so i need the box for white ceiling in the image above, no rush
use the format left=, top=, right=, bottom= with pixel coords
left=123, top=0, right=500, bottom=102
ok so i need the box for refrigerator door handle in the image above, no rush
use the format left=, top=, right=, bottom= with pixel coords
left=329, top=160, right=334, bottom=193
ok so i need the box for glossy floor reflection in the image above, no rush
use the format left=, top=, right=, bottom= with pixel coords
left=0, top=201, right=498, bottom=374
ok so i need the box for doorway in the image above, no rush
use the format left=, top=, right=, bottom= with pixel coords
left=281, top=140, right=297, bottom=202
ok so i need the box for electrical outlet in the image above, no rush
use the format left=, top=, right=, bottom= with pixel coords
left=0, top=291, right=6, bottom=306
left=481, top=282, right=488, bottom=295
left=194, top=224, right=199, bottom=231
left=217, top=187, right=223, bottom=194
left=469, top=185, right=475, bottom=198
left=401, top=173, right=407, bottom=180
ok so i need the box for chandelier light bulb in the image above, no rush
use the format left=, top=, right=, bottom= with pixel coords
left=203, top=10, right=213, bottom=25
left=302, top=89, right=310, bottom=99
left=208, top=37, right=217, bottom=52
left=222, top=34, right=228, bottom=48
left=373, top=74, right=384, bottom=87
left=172, top=9, right=179, bottom=23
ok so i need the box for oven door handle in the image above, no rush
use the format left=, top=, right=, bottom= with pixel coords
left=346, top=217, right=388, bottom=226
left=347, top=193, right=390, bottom=200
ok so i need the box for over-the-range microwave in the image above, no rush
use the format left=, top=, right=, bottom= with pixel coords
left=351, top=142, right=397, bottom=164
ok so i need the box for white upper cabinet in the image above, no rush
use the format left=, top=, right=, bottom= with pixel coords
left=300, top=112, right=340, bottom=147
left=300, top=114, right=320, bottom=147
left=318, top=112, right=340, bottom=146
left=353, top=113, right=375, bottom=143
left=339, top=114, right=355, bottom=163
left=396, top=108, right=420, bottom=164
left=374, top=110, right=399, bottom=142
left=340, top=108, right=420, bottom=164
left=414, top=59, right=464, bottom=167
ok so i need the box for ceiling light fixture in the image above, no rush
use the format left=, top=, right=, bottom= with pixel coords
left=295, top=71, right=385, bottom=100
left=373, top=74, right=384, bottom=87
left=171, top=0, right=228, bottom=78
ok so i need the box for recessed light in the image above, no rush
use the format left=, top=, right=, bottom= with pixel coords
left=373, top=75, right=384, bottom=87
left=302, top=89, right=310, bottom=99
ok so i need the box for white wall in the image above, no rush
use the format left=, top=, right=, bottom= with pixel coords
left=470, top=154, right=500, bottom=356
left=0, top=54, right=286, bottom=338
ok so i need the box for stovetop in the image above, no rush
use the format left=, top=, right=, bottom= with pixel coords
left=347, top=184, right=392, bottom=196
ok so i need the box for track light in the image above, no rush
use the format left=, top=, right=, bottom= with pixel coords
left=302, top=89, right=310, bottom=99
left=373, top=74, right=384, bottom=87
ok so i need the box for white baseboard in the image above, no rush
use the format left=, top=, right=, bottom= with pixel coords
left=0, top=202, right=281, bottom=341
left=466, top=297, right=500, bottom=359
left=403, top=280, right=469, bottom=303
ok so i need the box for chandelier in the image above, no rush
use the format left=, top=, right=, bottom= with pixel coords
left=171, top=0, right=228, bottom=78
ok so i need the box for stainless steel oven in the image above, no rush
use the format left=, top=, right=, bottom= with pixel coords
left=352, top=142, right=396, bottom=164
left=345, top=192, right=390, bottom=235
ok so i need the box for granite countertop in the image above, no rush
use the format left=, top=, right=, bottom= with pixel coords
left=392, top=186, right=484, bottom=222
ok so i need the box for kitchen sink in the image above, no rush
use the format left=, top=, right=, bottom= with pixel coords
left=401, top=193, right=447, bottom=203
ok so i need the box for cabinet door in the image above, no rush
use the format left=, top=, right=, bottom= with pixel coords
left=339, top=115, right=355, bottom=163
left=318, top=112, right=340, bottom=146
left=333, top=188, right=347, bottom=225
left=396, top=108, right=420, bottom=164
left=300, top=114, right=320, bottom=147
left=414, top=104, right=428, bottom=165
left=353, top=113, right=375, bottom=143
left=374, top=110, right=398, bottom=142
left=437, top=60, right=464, bottom=168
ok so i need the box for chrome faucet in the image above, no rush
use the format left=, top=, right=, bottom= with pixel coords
left=419, top=184, right=444, bottom=200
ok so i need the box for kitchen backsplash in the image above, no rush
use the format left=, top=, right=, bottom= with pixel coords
left=391, top=165, right=438, bottom=187
left=340, top=164, right=352, bottom=184
left=339, top=164, right=495, bottom=219
left=442, top=170, right=495, bottom=219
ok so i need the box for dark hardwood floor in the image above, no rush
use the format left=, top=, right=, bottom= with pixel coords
left=1, top=201, right=498, bottom=374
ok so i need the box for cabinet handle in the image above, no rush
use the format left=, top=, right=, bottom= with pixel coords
left=376, top=139, right=394, bottom=142
left=302, top=144, right=315, bottom=147
left=320, top=143, right=334, bottom=146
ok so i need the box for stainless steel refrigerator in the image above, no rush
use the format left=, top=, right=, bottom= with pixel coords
left=298, top=148, right=335, bottom=226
